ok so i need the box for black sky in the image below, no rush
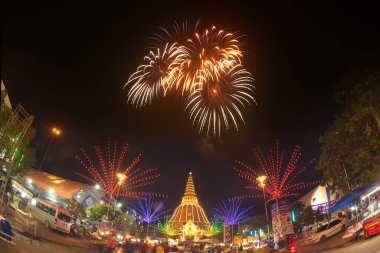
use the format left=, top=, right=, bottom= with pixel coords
left=1, top=1, right=380, bottom=213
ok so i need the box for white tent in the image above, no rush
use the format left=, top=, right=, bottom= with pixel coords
left=1, top=80, right=12, bottom=109
left=298, top=185, right=341, bottom=207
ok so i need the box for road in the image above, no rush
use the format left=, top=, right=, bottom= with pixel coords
left=299, top=231, right=380, bottom=252
left=321, top=235, right=380, bottom=253
left=0, top=231, right=97, bottom=253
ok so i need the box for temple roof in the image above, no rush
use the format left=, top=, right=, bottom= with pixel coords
left=169, top=172, right=210, bottom=227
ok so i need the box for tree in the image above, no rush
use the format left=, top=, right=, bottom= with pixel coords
left=113, top=212, right=135, bottom=232
left=88, top=204, right=108, bottom=222
left=65, top=198, right=86, bottom=219
left=291, top=201, right=325, bottom=230
left=317, top=65, right=380, bottom=193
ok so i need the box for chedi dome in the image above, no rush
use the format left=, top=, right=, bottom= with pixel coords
left=169, top=172, right=210, bottom=227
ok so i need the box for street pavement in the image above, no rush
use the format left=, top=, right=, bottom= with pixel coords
left=323, top=234, right=380, bottom=253
left=0, top=231, right=97, bottom=253
left=300, top=230, right=380, bottom=252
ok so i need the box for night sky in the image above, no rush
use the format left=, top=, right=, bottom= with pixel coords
left=1, top=1, right=379, bottom=213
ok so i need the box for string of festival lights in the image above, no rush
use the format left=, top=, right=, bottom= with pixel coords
left=75, top=139, right=166, bottom=199
left=212, top=199, right=253, bottom=225
left=233, top=140, right=319, bottom=203
left=125, top=20, right=256, bottom=137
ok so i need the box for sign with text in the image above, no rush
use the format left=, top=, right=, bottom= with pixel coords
left=224, top=224, right=232, bottom=243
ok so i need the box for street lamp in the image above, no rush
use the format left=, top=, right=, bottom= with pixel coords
left=107, top=173, right=127, bottom=218
left=257, top=175, right=270, bottom=241
left=39, top=127, right=61, bottom=171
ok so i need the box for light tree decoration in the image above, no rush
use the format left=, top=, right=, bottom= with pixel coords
left=234, top=140, right=318, bottom=204
left=157, top=216, right=181, bottom=237
left=75, top=139, right=166, bottom=201
left=212, top=199, right=253, bottom=237
left=202, top=218, right=224, bottom=237
left=129, top=196, right=170, bottom=237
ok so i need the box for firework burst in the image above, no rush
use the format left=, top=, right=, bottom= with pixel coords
left=126, top=43, right=188, bottom=108
left=234, top=141, right=318, bottom=203
left=75, top=139, right=165, bottom=199
left=186, top=64, right=255, bottom=136
left=125, top=20, right=255, bottom=136
left=165, top=26, right=244, bottom=95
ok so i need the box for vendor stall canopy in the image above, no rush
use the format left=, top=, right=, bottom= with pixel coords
left=330, top=179, right=380, bottom=213
left=24, top=169, right=88, bottom=199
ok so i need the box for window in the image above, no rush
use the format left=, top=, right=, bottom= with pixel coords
left=36, top=201, right=56, bottom=217
left=317, top=224, right=328, bottom=232
left=330, top=220, right=341, bottom=227
left=57, top=212, right=71, bottom=223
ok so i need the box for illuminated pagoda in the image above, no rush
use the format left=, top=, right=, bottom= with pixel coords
left=169, top=172, right=210, bottom=241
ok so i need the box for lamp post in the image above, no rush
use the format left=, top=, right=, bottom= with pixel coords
left=107, top=173, right=126, bottom=219
left=39, top=127, right=61, bottom=171
left=257, top=175, right=270, bottom=241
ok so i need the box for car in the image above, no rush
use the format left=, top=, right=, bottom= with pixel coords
left=363, top=213, right=380, bottom=238
left=311, top=219, right=346, bottom=243
left=27, top=198, right=72, bottom=234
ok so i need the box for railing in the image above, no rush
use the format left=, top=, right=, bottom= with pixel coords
left=10, top=205, right=37, bottom=237
left=0, top=229, right=16, bottom=245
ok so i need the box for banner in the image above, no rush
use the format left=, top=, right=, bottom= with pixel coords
left=271, top=200, right=294, bottom=242
left=224, top=224, right=232, bottom=243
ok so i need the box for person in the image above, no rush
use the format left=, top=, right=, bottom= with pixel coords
left=125, top=239, right=134, bottom=253
left=171, top=244, right=178, bottom=252
left=0, top=215, right=14, bottom=241
left=238, top=244, right=243, bottom=252
left=12, top=193, right=20, bottom=209
left=156, top=243, right=164, bottom=253
left=140, top=241, right=148, bottom=253
left=164, top=242, right=170, bottom=253
left=105, top=236, right=117, bottom=252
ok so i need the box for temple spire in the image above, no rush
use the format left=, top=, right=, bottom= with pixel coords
left=181, top=171, right=198, bottom=204
left=184, top=171, right=196, bottom=197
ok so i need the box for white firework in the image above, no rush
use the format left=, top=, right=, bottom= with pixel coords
left=125, top=43, right=188, bottom=108
left=186, top=64, right=255, bottom=136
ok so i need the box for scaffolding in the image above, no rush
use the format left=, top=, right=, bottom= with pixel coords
left=0, top=104, right=33, bottom=161
left=0, top=104, right=34, bottom=209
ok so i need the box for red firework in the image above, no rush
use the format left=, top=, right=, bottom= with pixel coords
left=75, top=140, right=165, bottom=199
left=234, top=141, right=318, bottom=203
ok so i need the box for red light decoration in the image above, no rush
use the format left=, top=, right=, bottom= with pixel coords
left=234, top=140, right=318, bottom=203
left=75, top=139, right=166, bottom=199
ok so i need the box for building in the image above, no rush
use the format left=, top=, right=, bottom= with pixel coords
left=12, top=169, right=118, bottom=211
left=169, top=172, right=209, bottom=241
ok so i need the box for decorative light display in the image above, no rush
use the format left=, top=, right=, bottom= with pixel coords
left=157, top=216, right=181, bottom=236
left=212, top=199, right=253, bottom=225
left=129, top=196, right=169, bottom=235
left=169, top=172, right=209, bottom=227
left=75, top=139, right=165, bottom=199
left=202, top=218, right=224, bottom=237
left=234, top=140, right=318, bottom=203
left=125, top=20, right=255, bottom=136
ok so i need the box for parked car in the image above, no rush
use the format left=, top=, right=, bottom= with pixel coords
left=363, top=213, right=380, bottom=238
left=27, top=197, right=72, bottom=234
left=311, top=219, right=346, bottom=243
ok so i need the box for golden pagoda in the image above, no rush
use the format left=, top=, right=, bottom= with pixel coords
left=169, top=172, right=210, bottom=234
